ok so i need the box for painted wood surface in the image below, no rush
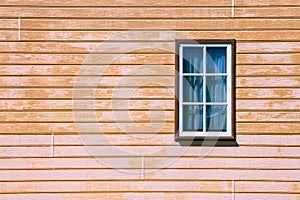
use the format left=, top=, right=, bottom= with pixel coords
left=0, top=0, right=299, bottom=199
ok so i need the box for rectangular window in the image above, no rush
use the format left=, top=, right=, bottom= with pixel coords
left=175, top=40, right=236, bottom=142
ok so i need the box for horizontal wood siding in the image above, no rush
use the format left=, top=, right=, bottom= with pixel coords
left=0, top=0, right=299, bottom=199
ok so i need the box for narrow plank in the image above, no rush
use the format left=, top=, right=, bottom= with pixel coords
left=0, top=19, right=18, bottom=29
left=237, top=112, right=300, bottom=122
left=235, top=7, right=300, bottom=18
left=0, top=169, right=298, bottom=181
left=235, top=194, right=300, bottom=200
left=236, top=100, right=300, bottom=111
left=237, top=123, right=300, bottom=134
left=237, top=42, right=300, bottom=53
left=0, top=53, right=174, bottom=65
left=0, top=88, right=175, bottom=99
left=55, top=134, right=300, bottom=146
left=0, top=100, right=175, bottom=111
left=0, top=111, right=175, bottom=122
left=0, top=76, right=174, bottom=87
left=2, top=42, right=300, bottom=54
left=236, top=181, right=300, bottom=193
left=0, top=180, right=231, bottom=193
left=0, top=0, right=232, bottom=7
left=237, top=135, right=300, bottom=146
left=237, top=54, right=300, bottom=65
left=0, top=7, right=232, bottom=18
left=0, top=99, right=297, bottom=111
left=0, top=41, right=174, bottom=53
left=145, top=157, right=300, bottom=169
left=0, top=157, right=298, bottom=169
left=3, top=88, right=300, bottom=99
left=0, top=169, right=141, bottom=181
left=237, top=77, right=300, bottom=88
left=1, top=76, right=299, bottom=88
left=0, top=123, right=174, bottom=133
left=144, top=169, right=300, bottom=181
left=0, top=193, right=233, bottom=200
left=0, top=65, right=175, bottom=76
left=0, top=134, right=299, bottom=147
left=237, top=65, right=300, bottom=76
left=1, top=146, right=298, bottom=158
left=2, top=7, right=300, bottom=19
left=0, top=53, right=299, bottom=65
left=0, top=122, right=298, bottom=134
left=21, top=19, right=300, bottom=30
left=237, top=88, right=300, bottom=99
left=1, top=65, right=300, bottom=76
left=236, top=0, right=300, bottom=6
left=0, top=30, right=18, bottom=41
left=0, top=135, right=51, bottom=146
left=21, top=30, right=300, bottom=41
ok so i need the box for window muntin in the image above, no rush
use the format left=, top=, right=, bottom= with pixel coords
left=177, top=41, right=234, bottom=139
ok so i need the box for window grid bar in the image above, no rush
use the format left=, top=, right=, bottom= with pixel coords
left=183, top=73, right=228, bottom=76
left=182, top=102, right=228, bottom=105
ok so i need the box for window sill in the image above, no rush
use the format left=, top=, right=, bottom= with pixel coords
left=175, top=137, right=238, bottom=147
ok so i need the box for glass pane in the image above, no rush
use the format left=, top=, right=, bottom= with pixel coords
left=206, top=105, right=227, bottom=132
left=183, top=47, right=203, bottom=73
left=206, top=76, right=227, bottom=102
left=206, top=47, right=227, bottom=73
left=183, top=105, right=203, bottom=131
left=183, top=76, right=203, bottom=102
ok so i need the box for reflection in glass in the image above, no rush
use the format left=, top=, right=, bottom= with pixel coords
left=183, top=76, right=203, bottom=102
left=183, top=47, right=203, bottom=73
left=206, top=105, right=227, bottom=132
left=206, top=76, right=227, bottom=102
left=206, top=47, right=227, bottom=73
left=183, top=105, right=203, bottom=131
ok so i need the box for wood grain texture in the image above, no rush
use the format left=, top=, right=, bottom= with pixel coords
left=20, top=19, right=300, bottom=30
left=20, top=30, right=300, bottom=41
left=0, top=0, right=232, bottom=7
left=1, top=1, right=300, bottom=198
left=1, top=146, right=298, bottom=158
left=0, top=134, right=299, bottom=146
left=1, top=7, right=299, bottom=18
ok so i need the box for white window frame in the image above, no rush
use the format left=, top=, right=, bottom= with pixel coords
left=176, top=40, right=235, bottom=140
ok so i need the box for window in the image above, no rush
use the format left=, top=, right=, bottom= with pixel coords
left=175, top=40, right=236, bottom=142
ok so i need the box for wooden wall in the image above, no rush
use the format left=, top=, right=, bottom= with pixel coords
left=0, top=0, right=299, bottom=199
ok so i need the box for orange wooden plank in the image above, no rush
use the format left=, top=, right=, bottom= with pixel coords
left=0, top=180, right=232, bottom=193
left=0, top=7, right=232, bottom=18
left=1, top=146, right=297, bottom=158
left=0, top=88, right=175, bottom=99
left=0, top=122, right=174, bottom=133
left=0, top=157, right=298, bottom=169
left=0, top=100, right=175, bottom=111
left=21, top=30, right=300, bottom=41
left=0, top=134, right=299, bottom=147
left=237, top=77, right=300, bottom=88
left=0, top=0, right=232, bottom=7
left=20, top=19, right=300, bottom=30
left=144, top=169, right=300, bottom=181
left=0, top=65, right=175, bottom=76
left=0, top=76, right=174, bottom=87
left=237, top=88, right=300, bottom=99
left=0, top=111, right=175, bottom=122
left=237, top=65, right=300, bottom=76
left=0, top=193, right=234, bottom=200
left=0, top=53, right=174, bottom=64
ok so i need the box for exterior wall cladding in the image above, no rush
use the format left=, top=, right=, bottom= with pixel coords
left=0, top=0, right=299, bottom=199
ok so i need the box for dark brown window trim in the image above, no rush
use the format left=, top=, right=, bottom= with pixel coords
left=175, top=39, right=237, bottom=146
